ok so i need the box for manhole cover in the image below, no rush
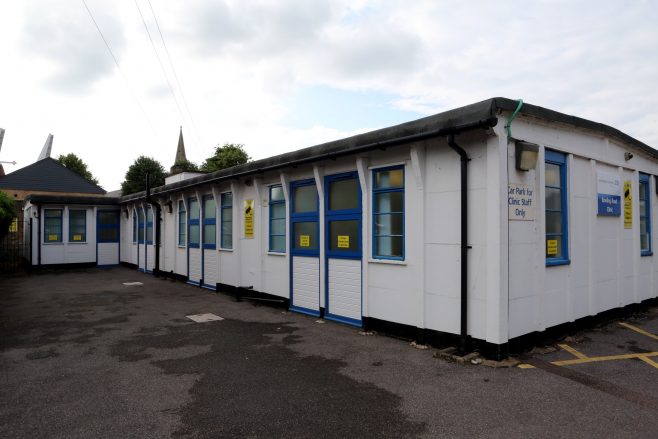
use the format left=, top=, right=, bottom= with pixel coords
left=186, top=313, right=224, bottom=323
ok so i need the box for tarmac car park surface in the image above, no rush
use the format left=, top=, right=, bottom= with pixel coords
left=1, top=266, right=657, bottom=438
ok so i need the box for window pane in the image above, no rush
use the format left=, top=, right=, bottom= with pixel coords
left=640, top=200, right=647, bottom=218
left=99, top=228, right=118, bottom=242
left=270, top=235, right=285, bottom=252
left=546, top=237, right=563, bottom=258
left=204, top=197, right=216, bottom=219
left=293, top=221, right=318, bottom=250
left=146, top=224, right=153, bottom=242
left=375, top=192, right=403, bottom=213
left=545, top=163, right=561, bottom=187
left=270, top=203, right=286, bottom=220
left=270, top=218, right=285, bottom=235
left=293, top=185, right=317, bottom=213
left=203, top=224, right=216, bottom=245
left=189, top=200, right=199, bottom=219
left=98, top=211, right=117, bottom=225
left=640, top=182, right=647, bottom=200
left=329, top=220, right=359, bottom=252
left=138, top=209, right=144, bottom=223
left=189, top=224, right=200, bottom=244
left=138, top=224, right=144, bottom=242
left=221, top=193, right=233, bottom=207
left=375, top=168, right=404, bottom=189
left=329, top=178, right=359, bottom=211
left=546, top=211, right=562, bottom=234
left=270, top=186, right=284, bottom=202
left=376, top=236, right=403, bottom=258
left=222, top=207, right=232, bottom=223
left=545, top=187, right=561, bottom=211
left=69, top=210, right=86, bottom=242
left=221, top=221, right=233, bottom=236
left=221, top=232, right=233, bottom=249
left=374, top=213, right=403, bottom=236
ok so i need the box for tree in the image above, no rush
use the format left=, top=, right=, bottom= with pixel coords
left=0, top=191, right=16, bottom=240
left=201, top=143, right=250, bottom=172
left=57, top=153, right=100, bottom=186
left=121, top=156, right=166, bottom=196
left=170, top=159, right=199, bottom=174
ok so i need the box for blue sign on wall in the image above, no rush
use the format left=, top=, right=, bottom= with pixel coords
left=597, top=171, right=621, bottom=216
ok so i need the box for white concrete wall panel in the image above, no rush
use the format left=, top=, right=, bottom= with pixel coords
left=146, top=244, right=155, bottom=272
left=175, top=248, right=186, bottom=276
left=188, top=248, right=201, bottom=283
left=138, top=244, right=145, bottom=271
left=327, top=258, right=361, bottom=321
left=98, top=243, right=119, bottom=265
left=204, top=250, right=218, bottom=286
left=292, top=256, right=320, bottom=311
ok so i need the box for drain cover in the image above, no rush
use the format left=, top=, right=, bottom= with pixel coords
left=123, top=282, right=144, bottom=286
left=186, top=313, right=224, bottom=323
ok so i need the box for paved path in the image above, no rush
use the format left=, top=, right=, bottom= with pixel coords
left=1, top=267, right=657, bottom=438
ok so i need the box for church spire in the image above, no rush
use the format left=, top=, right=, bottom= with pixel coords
left=170, top=127, right=188, bottom=175
left=37, top=134, right=53, bottom=161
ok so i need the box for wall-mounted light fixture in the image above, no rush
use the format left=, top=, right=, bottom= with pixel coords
left=515, top=141, right=539, bottom=171
left=624, top=152, right=633, bottom=161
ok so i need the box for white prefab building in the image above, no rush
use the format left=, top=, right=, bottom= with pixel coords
left=118, top=98, right=658, bottom=357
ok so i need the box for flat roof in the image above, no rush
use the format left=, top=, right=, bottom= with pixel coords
left=120, top=97, right=657, bottom=203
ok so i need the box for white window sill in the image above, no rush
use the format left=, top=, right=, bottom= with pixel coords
left=43, top=242, right=63, bottom=245
left=267, top=251, right=287, bottom=256
left=219, top=248, right=234, bottom=252
left=368, top=258, right=407, bottom=266
left=177, top=245, right=186, bottom=249
left=67, top=242, right=88, bottom=245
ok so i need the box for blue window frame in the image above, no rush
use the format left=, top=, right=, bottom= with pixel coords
left=290, top=180, right=319, bottom=256
left=188, top=198, right=200, bottom=248
left=97, top=210, right=120, bottom=243
left=132, top=210, right=137, bottom=243
left=44, top=209, right=63, bottom=243
left=640, top=173, right=652, bottom=256
left=137, top=208, right=145, bottom=244
left=269, top=185, right=286, bottom=252
left=220, top=193, right=233, bottom=249
left=372, top=166, right=404, bottom=260
left=203, top=195, right=217, bottom=249
left=545, top=150, right=569, bottom=265
left=146, top=206, right=154, bottom=244
left=325, top=172, right=361, bottom=259
left=69, top=209, right=87, bottom=243
left=178, top=201, right=186, bottom=247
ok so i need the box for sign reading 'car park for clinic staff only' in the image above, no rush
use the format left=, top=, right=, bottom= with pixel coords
left=597, top=171, right=621, bottom=216
left=508, top=183, right=535, bottom=220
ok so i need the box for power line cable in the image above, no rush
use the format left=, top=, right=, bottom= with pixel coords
left=80, top=0, right=159, bottom=139
left=133, top=0, right=189, bottom=143
left=145, top=0, right=204, bottom=147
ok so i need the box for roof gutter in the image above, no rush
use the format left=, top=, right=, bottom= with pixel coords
left=121, top=116, right=498, bottom=203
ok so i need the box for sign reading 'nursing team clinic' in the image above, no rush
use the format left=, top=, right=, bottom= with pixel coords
left=597, top=171, right=621, bottom=216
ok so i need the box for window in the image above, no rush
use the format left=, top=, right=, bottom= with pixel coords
left=545, top=150, right=569, bottom=265
left=44, top=209, right=62, bottom=243
left=146, top=206, right=154, bottom=244
left=269, top=185, right=286, bottom=252
left=326, top=173, right=361, bottom=257
left=138, top=208, right=145, bottom=243
left=189, top=198, right=200, bottom=248
left=98, top=211, right=120, bottom=242
left=640, top=173, right=652, bottom=256
left=372, top=166, right=404, bottom=259
left=178, top=201, right=186, bottom=247
left=132, top=210, right=137, bottom=243
left=291, top=181, right=318, bottom=253
left=220, top=193, right=233, bottom=249
left=69, top=210, right=86, bottom=242
left=203, top=195, right=216, bottom=249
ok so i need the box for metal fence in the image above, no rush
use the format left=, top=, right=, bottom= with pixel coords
left=0, top=219, right=30, bottom=273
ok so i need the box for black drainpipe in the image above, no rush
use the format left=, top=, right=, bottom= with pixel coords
left=145, top=175, right=162, bottom=277
left=447, top=134, right=470, bottom=354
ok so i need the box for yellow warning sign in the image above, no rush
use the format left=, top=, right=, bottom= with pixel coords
left=9, top=219, right=17, bottom=233
left=547, top=239, right=558, bottom=256
left=624, top=180, right=632, bottom=229
left=337, top=235, right=350, bottom=248
left=48, top=234, right=58, bottom=241
left=244, top=199, right=254, bottom=238
left=300, top=235, right=310, bottom=247
left=73, top=234, right=82, bottom=241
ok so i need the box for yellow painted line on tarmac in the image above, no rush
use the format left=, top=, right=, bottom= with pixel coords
left=619, top=322, right=658, bottom=342
left=637, top=355, right=658, bottom=369
left=552, top=351, right=658, bottom=366
left=558, top=343, right=588, bottom=359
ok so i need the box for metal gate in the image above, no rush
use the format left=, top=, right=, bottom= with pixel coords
left=0, top=218, right=30, bottom=273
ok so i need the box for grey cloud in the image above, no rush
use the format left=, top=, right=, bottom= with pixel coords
left=22, top=2, right=125, bottom=93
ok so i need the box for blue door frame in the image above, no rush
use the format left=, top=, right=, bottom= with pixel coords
left=324, top=172, right=363, bottom=327
left=289, top=179, right=321, bottom=316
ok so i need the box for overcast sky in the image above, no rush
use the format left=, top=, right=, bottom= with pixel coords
left=1, top=0, right=657, bottom=190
